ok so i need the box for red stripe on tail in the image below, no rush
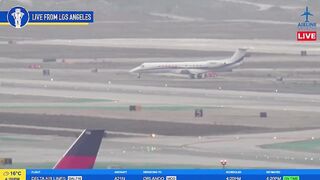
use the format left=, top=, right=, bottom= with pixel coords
left=54, top=156, right=96, bottom=169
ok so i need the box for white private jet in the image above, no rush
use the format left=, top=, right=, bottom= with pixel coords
left=130, top=48, right=248, bottom=79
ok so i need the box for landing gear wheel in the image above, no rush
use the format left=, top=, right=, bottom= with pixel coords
left=189, top=74, right=196, bottom=79
left=197, top=73, right=206, bottom=79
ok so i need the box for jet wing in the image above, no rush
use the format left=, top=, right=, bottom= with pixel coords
left=301, top=12, right=313, bottom=16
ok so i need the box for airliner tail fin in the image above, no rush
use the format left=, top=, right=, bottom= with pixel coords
left=53, top=129, right=105, bottom=169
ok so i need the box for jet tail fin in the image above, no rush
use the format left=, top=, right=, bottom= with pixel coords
left=53, top=129, right=105, bottom=169
left=227, top=48, right=248, bottom=64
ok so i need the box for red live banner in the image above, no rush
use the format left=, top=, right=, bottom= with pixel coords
left=297, top=31, right=317, bottom=41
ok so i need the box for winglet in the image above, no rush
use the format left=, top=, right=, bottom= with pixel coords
left=53, top=129, right=105, bottom=169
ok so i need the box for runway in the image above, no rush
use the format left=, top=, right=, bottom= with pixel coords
left=0, top=45, right=320, bottom=168
left=18, top=38, right=320, bottom=55
left=2, top=128, right=320, bottom=168
left=0, top=0, right=320, bottom=169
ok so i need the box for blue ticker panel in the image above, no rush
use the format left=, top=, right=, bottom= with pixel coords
left=15, top=169, right=320, bottom=180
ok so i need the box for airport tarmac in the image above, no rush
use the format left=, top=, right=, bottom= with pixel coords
left=0, top=0, right=320, bottom=169
left=2, top=128, right=320, bottom=169
left=0, top=43, right=319, bottom=168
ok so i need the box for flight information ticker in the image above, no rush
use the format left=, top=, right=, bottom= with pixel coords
left=1, top=169, right=317, bottom=180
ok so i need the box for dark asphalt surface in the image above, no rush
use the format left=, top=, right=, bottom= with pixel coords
left=0, top=112, right=271, bottom=136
